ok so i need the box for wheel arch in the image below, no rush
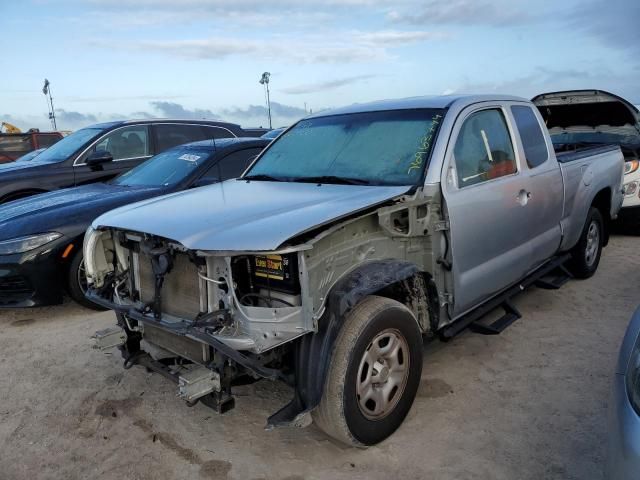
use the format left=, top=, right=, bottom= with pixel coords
left=267, top=260, right=436, bottom=427
left=591, top=187, right=612, bottom=246
left=62, top=234, right=86, bottom=281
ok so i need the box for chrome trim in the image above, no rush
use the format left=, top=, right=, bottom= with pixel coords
left=150, top=122, right=238, bottom=140
left=73, top=122, right=237, bottom=167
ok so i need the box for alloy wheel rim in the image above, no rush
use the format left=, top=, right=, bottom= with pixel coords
left=356, top=328, right=410, bottom=420
left=585, top=221, right=600, bottom=267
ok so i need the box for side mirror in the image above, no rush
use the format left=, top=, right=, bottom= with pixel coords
left=86, top=150, right=113, bottom=167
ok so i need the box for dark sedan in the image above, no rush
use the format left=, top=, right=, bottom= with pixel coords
left=0, top=119, right=264, bottom=204
left=0, top=138, right=268, bottom=309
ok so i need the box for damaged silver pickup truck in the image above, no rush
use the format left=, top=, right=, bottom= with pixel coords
left=85, top=94, right=624, bottom=446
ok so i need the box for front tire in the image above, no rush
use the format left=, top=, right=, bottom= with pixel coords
left=67, top=249, right=106, bottom=310
left=567, top=207, right=604, bottom=279
left=312, top=296, right=423, bottom=447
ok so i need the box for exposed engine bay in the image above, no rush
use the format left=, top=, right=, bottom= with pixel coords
left=84, top=189, right=442, bottom=423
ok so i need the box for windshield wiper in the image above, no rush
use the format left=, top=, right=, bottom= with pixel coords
left=241, top=174, right=286, bottom=182
left=290, top=175, right=371, bottom=185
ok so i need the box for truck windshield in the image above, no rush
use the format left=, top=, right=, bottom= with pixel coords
left=112, top=148, right=212, bottom=187
left=245, top=109, right=445, bottom=186
left=33, top=127, right=104, bottom=163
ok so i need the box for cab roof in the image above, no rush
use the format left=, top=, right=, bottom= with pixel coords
left=307, top=94, right=528, bottom=118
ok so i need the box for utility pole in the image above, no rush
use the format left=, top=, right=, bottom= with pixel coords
left=42, top=78, right=57, bottom=130
left=259, top=72, right=272, bottom=129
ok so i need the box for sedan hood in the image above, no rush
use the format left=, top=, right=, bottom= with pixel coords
left=93, top=180, right=410, bottom=251
left=0, top=183, right=161, bottom=241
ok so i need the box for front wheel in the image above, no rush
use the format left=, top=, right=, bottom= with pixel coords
left=312, top=296, right=423, bottom=447
left=567, top=207, right=604, bottom=279
left=67, top=249, right=106, bottom=310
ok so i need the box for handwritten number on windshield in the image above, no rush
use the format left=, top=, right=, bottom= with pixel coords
left=408, top=114, right=442, bottom=174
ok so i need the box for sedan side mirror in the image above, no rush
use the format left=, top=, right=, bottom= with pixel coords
left=86, top=150, right=114, bottom=167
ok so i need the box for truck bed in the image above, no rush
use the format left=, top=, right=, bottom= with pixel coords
left=554, top=143, right=621, bottom=163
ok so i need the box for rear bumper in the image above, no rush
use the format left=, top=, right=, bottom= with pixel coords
left=0, top=242, right=70, bottom=308
left=606, top=374, right=640, bottom=479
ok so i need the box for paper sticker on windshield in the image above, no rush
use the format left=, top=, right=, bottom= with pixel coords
left=179, top=154, right=201, bottom=162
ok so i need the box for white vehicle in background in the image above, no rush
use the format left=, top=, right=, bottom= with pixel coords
left=532, top=90, right=640, bottom=228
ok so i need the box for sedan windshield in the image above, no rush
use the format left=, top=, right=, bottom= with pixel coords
left=34, top=128, right=104, bottom=163
left=246, top=109, right=444, bottom=186
left=112, top=148, right=212, bottom=187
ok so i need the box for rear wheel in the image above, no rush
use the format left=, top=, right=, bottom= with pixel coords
left=312, top=296, right=423, bottom=447
left=567, top=207, right=604, bottom=279
left=67, top=249, right=106, bottom=310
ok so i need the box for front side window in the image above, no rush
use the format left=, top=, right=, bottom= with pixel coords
left=246, top=109, right=445, bottom=186
left=89, top=125, right=149, bottom=161
left=112, top=147, right=212, bottom=187
left=511, top=105, right=548, bottom=168
left=454, top=109, right=517, bottom=188
left=208, top=147, right=263, bottom=182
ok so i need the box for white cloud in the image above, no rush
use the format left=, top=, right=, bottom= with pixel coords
left=355, top=30, right=450, bottom=46
left=100, top=28, right=445, bottom=64
left=388, top=0, right=535, bottom=26
left=281, top=75, right=377, bottom=95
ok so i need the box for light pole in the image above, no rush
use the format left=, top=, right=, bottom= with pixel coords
left=42, top=78, right=57, bottom=130
left=259, top=72, right=272, bottom=129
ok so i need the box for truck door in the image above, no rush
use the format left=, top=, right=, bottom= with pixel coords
left=442, top=106, right=532, bottom=316
left=508, top=104, right=563, bottom=269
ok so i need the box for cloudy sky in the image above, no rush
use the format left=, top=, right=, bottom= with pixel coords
left=1, top=0, right=638, bottom=131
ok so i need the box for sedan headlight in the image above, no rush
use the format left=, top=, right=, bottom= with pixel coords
left=0, top=232, right=62, bottom=255
left=627, top=335, right=640, bottom=415
left=624, top=159, right=639, bottom=175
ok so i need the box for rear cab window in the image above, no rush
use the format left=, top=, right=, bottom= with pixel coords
left=511, top=105, right=549, bottom=168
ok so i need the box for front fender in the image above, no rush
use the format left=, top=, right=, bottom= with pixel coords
left=267, top=260, right=421, bottom=427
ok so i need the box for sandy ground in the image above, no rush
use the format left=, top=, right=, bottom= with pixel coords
left=0, top=234, right=638, bottom=480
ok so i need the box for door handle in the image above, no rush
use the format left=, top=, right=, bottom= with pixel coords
left=516, top=189, right=531, bottom=206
